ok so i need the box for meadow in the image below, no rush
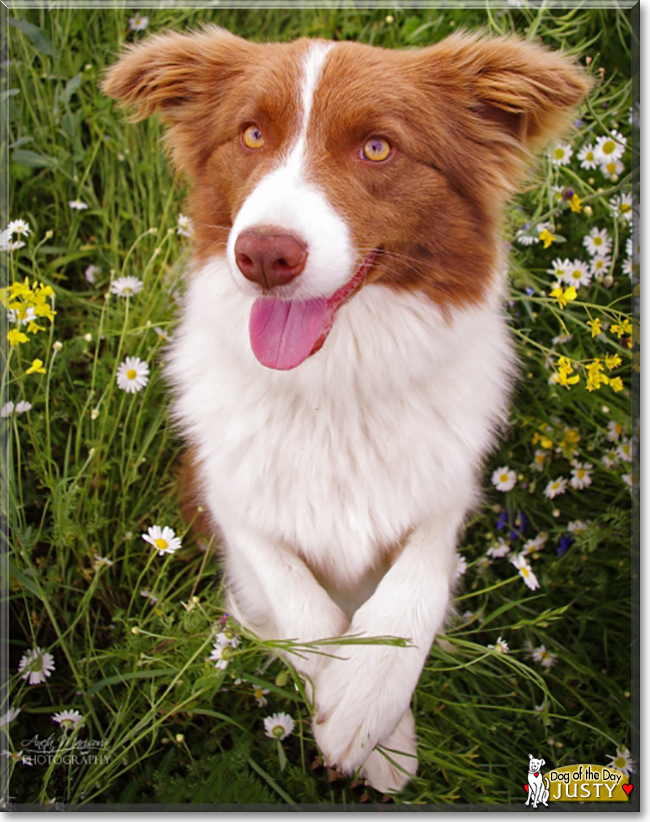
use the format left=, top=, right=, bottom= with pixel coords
left=1, top=1, right=637, bottom=808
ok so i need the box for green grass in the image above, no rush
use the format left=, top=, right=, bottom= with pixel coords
left=2, top=2, right=637, bottom=808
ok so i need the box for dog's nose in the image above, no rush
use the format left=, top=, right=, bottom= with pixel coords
left=234, top=230, right=308, bottom=288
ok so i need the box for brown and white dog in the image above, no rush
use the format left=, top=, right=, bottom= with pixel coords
left=104, top=28, right=588, bottom=793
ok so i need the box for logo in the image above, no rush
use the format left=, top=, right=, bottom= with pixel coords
left=20, top=734, right=110, bottom=766
left=523, top=756, right=633, bottom=804
left=524, top=755, right=549, bottom=808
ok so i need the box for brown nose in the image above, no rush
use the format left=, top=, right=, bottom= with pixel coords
left=234, top=230, right=308, bottom=288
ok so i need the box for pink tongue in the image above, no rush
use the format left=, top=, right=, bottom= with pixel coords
left=250, top=297, right=327, bottom=370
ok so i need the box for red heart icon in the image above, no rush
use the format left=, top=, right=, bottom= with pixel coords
left=623, top=784, right=633, bottom=796
left=524, top=785, right=529, bottom=793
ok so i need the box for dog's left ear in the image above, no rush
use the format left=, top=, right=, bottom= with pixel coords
left=540, top=759, right=545, bottom=767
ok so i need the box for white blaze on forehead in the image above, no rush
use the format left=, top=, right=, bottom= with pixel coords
left=227, top=41, right=356, bottom=300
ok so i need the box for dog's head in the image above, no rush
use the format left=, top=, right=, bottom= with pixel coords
left=104, top=27, right=589, bottom=369
left=529, top=754, right=545, bottom=773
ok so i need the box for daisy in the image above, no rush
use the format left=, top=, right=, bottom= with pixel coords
left=609, top=192, right=634, bottom=223
left=486, top=539, right=510, bottom=559
left=263, top=712, right=294, bottom=740
left=93, top=554, right=114, bottom=568
left=18, top=647, right=55, bottom=685
left=68, top=200, right=89, bottom=210
left=154, top=326, right=171, bottom=342
left=550, top=142, right=573, bottom=165
left=600, top=158, right=625, bottom=180
left=15, top=401, right=31, bottom=413
left=522, top=533, right=548, bottom=555
left=142, top=525, right=182, bottom=556
left=616, top=440, right=632, bottom=462
left=7, top=219, right=30, bottom=238
left=116, top=356, right=149, bottom=393
left=564, top=259, right=592, bottom=289
left=567, top=520, right=590, bottom=536
left=547, top=258, right=571, bottom=284
left=531, top=645, right=558, bottom=668
left=140, top=589, right=158, bottom=604
left=210, top=642, right=232, bottom=671
left=487, top=637, right=509, bottom=653
left=84, top=265, right=100, bottom=284
left=510, top=553, right=540, bottom=591
left=177, top=213, right=194, bottom=238
left=570, top=462, right=593, bottom=490
left=577, top=143, right=598, bottom=170
left=452, top=554, right=467, bottom=581
left=602, top=449, right=619, bottom=469
left=583, top=227, right=612, bottom=257
left=110, top=276, right=143, bottom=297
left=128, top=13, right=149, bottom=31
left=491, top=466, right=516, bottom=492
left=529, top=450, right=547, bottom=473
left=0, top=707, right=20, bottom=730
left=1, top=750, right=32, bottom=766
left=607, top=420, right=625, bottom=441
left=52, top=710, right=83, bottom=730
left=214, top=630, right=240, bottom=649
left=544, top=477, right=568, bottom=499
left=551, top=332, right=573, bottom=346
left=590, top=254, right=612, bottom=278
left=605, top=747, right=636, bottom=776
left=594, top=130, right=626, bottom=164
left=253, top=686, right=270, bottom=707
left=1, top=402, right=14, bottom=418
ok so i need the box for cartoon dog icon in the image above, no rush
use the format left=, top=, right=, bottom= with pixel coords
left=526, top=754, right=550, bottom=808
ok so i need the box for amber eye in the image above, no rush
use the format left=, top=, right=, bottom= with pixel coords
left=361, top=137, right=391, bottom=162
left=242, top=125, right=264, bottom=149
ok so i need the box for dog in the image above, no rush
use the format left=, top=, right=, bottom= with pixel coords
left=526, top=755, right=550, bottom=808
left=104, top=27, right=588, bottom=793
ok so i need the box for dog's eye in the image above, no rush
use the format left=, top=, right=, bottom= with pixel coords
left=242, top=125, right=264, bottom=149
left=361, top=137, right=391, bottom=162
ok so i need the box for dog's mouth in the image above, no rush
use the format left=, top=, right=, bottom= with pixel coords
left=248, top=250, right=378, bottom=370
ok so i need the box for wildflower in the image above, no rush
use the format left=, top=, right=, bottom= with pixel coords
left=7, top=329, right=28, bottom=346
left=611, top=318, right=632, bottom=340
left=532, top=645, right=558, bottom=668
left=530, top=450, right=547, bottom=472
left=487, top=637, right=509, bottom=653
left=556, top=534, right=574, bottom=557
left=570, top=462, right=593, bottom=490
left=602, top=450, right=619, bottom=469
left=544, top=477, right=568, bottom=499
left=538, top=228, right=555, bottom=248
left=142, top=525, right=182, bottom=556
left=25, top=359, right=46, bottom=375
left=486, top=539, right=510, bottom=559
left=1, top=402, right=14, bottom=418
left=550, top=142, right=573, bottom=165
left=491, top=466, right=516, bottom=492
left=594, top=131, right=626, bottom=164
left=568, top=520, right=591, bottom=535
left=564, top=259, right=591, bottom=289
left=583, top=227, right=612, bottom=257
left=622, top=473, right=632, bottom=487
left=0, top=707, right=20, bottom=730
left=93, top=555, right=114, bottom=569
left=548, top=258, right=571, bottom=283
left=52, top=710, right=83, bottom=730
left=549, top=285, right=577, bottom=309
left=452, top=554, right=467, bottom=581
left=616, top=440, right=632, bottom=462
left=110, top=276, right=143, bottom=297
left=16, top=400, right=35, bottom=413
left=139, top=589, right=158, bottom=604
left=510, top=553, right=540, bottom=591
left=555, top=356, right=580, bottom=389
left=522, top=533, right=548, bottom=555
left=532, top=431, right=553, bottom=450
left=601, top=158, right=625, bottom=180
left=154, top=326, right=171, bottom=342
left=609, top=192, right=633, bottom=223
left=578, top=143, right=598, bottom=170
left=604, top=354, right=622, bottom=371
left=177, top=213, right=194, bottom=238
left=84, top=265, right=100, bottom=284
left=263, top=712, right=294, bottom=740
left=585, top=359, right=609, bottom=392
left=18, top=647, right=55, bottom=685
left=590, top=254, right=612, bottom=278
left=116, top=356, right=149, bottom=393
left=609, top=377, right=624, bottom=392
left=7, top=219, right=30, bottom=238
left=68, top=200, right=89, bottom=210
left=254, top=686, right=270, bottom=707
left=605, top=747, right=636, bottom=776
left=568, top=193, right=582, bottom=212
left=587, top=317, right=602, bottom=337
left=128, top=13, right=149, bottom=31
left=210, top=642, right=233, bottom=671
left=1, top=750, right=32, bottom=766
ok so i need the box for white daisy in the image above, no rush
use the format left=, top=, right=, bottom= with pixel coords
left=68, top=200, right=89, bottom=210
left=531, top=644, right=558, bottom=668
left=209, top=642, right=232, bottom=671
left=253, top=687, right=270, bottom=707
left=616, top=440, right=632, bottom=462
left=1, top=402, right=14, bottom=418
left=142, top=525, right=182, bottom=556
left=551, top=332, right=573, bottom=346
left=583, top=227, right=612, bottom=257
left=510, top=553, right=540, bottom=591
left=548, top=257, right=571, bottom=283
left=605, top=747, right=636, bottom=776
left=607, top=420, right=625, bottom=441
left=577, top=143, right=598, bottom=170
left=0, top=707, right=20, bottom=730
left=544, top=477, right=568, bottom=499
left=263, top=712, right=294, bottom=740
left=452, top=554, right=468, bottom=581
left=139, top=589, right=158, bottom=604
left=213, top=631, right=240, bottom=649
left=7, top=219, right=31, bottom=237
left=116, top=356, right=149, bottom=394
left=550, top=142, right=573, bottom=165
left=487, top=636, right=509, bottom=654
left=522, top=533, right=548, bottom=555
left=52, top=710, right=83, bottom=730
left=93, top=554, right=114, bottom=568
left=18, top=647, right=55, bottom=685
left=15, top=401, right=32, bottom=414
left=563, top=259, right=592, bottom=289
left=602, top=449, right=619, bottom=469
left=590, top=254, right=612, bottom=278
left=570, top=463, right=593, bottom=490
left=1, top=750, right=32, bottom=766
left=609, top=192, right=634, bottom=223
left=128, top=13, right=149, bottom=31
left=486, top=539, right=510, bottom=559
left=84, top=265, right=100, bottom=284
left=110, top=276, right=143, bottom=297
left=177, top=213, right=194, bottom=238
left=154, top=326, right=171, bottom=342
left=529, top=450, right=547, bottom=472
left=600, top=158, right=625, bottom=180
left=491, top=466, right=516, bottom=492
left=594, top=130, right=626, bottom=164
left=567, top=520, right=590, bottom=536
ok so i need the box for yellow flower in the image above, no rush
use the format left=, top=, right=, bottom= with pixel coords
left=585, top=360, right=609, bottom=392
left=532, top=432, right=554, bottom=450
left=611, top=318, right=632, bottom=339
left=605, top=354, right=622, bottom=370
left=550, top=285, right=577, bottom=309
left=556, top=356, right=580, bottom=388
left=609, top=377, right=624, bottom=392
left=7, top=329, right=28, bottom=346
left=569, top=193, right=583, bottom=212
left=26, top=359, right=46, bottom=375
left=539, top=228, right=555, bottom=248
left=587, top=318, right=602, bottom=337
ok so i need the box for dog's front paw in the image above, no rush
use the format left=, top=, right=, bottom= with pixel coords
left=312, top=643, right=419, bottom=776
left=360, top=708, right=418, bottom=794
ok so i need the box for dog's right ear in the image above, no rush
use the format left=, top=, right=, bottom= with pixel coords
left=529, top=754, right=533, bottom=760
left=102, top=25, right=251, bottom=123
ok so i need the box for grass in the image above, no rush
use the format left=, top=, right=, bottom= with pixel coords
left=2, top=1, right=637, bottom=809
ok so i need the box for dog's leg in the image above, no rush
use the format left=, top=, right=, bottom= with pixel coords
left=222, top=525, right=350, bottom=678
left=311, top=517, right=459, bottom=781
left=358, top=707, right=418, bottom=794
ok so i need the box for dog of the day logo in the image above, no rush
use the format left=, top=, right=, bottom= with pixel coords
left=524, top=755, right=633, bottom=805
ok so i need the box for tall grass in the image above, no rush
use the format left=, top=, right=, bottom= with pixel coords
left=1, top=2, right=637, bottom=808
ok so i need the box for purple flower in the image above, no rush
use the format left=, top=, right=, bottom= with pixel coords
left=496, top=512, right=509, bottom=531
left=557, top=534, right=575, bottom=557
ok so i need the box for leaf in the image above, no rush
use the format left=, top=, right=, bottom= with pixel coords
left=85, top=668, right=177, bottom=695
left=7, top=560, right=43, bottom=600
left=12, top=149, right=57, bottom=169
left=58, top=74, right=82, bottom=107
left=9, top=17, right=57, bottom=59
